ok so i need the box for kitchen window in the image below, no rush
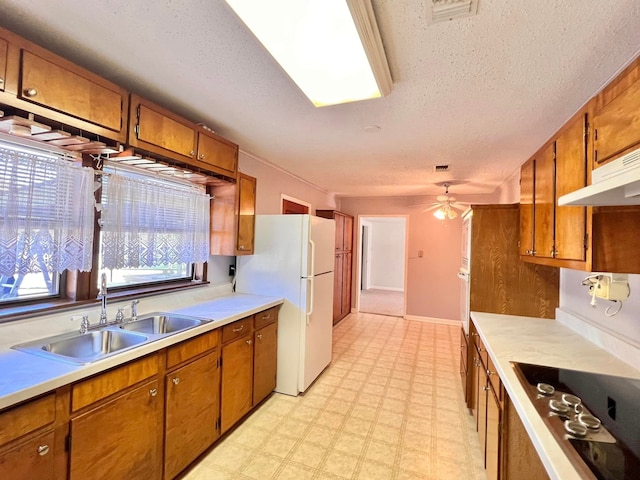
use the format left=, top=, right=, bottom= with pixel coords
left=97, top=164, right=210, bottom=290
left=0, top=141, right=94, bottom=305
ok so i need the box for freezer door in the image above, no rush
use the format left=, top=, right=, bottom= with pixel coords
left=308, top=215, right=336, bottom=276
left=299, top=271, right=334, bottom=392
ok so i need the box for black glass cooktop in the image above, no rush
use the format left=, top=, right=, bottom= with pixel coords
left=512, top=362, right=640, bottom=480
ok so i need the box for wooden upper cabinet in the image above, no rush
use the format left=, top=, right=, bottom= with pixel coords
left=0, top=38, right=7, bottom=92
left=19, top=51, right=125, bottom=136
left=592, top=57, right=640, bottom=166
left=236, top=172, right=256, bottom=255
left=196, top=130, right=238, bottom=178
left=129, top=94, right=197, bottom=161
left=555, top=113, right=587, bottom=261
left=519, top=159, right=535, bottom=256
left=335, top=214, right=345, bottom=251
left=533, top=143, right=555, bottom=259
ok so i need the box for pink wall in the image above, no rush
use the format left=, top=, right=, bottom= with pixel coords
left=238, top=151, right=337, bottom=214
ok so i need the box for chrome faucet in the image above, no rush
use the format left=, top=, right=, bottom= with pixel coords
left=72, top=314, right=90, bottom=334
left=131, top=299, right=140, bottom=322
left=99, top=272, right=108, bottom=325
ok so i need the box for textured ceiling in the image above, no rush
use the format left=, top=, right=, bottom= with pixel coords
left=1, top=0, right=639, bottom=197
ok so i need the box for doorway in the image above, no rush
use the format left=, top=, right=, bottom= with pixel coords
left=357, top=216, right=407, bottom=317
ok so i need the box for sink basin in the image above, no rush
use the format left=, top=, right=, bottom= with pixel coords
left=13, top=330, right=149, bottom=364
left=120, top=314, right=206, bottom=335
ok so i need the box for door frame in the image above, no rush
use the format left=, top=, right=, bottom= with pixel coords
left=355, top=215, right=409, bottom=316
left=280, top=194, right=311, bottom=214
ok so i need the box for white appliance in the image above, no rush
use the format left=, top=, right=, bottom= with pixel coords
left=457, top=209, right=471, bottom=334
left=558, top=146, right=640, bottom=206
left=236, top=214, right=335, bottom=396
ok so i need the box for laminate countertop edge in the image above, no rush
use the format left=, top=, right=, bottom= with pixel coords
left=470, top=311, right=640, bottom=480
left=0, top=293, right=284, bottom=411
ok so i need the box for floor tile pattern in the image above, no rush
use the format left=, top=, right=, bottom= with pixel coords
left=183, top=313, right=486, bottom=479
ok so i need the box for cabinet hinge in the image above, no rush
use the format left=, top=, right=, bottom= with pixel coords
left=65, top=434, right=72, bottom=452
left=136, top=104, right=140, bottom=119
left=134, top=124, right=140, bottom=137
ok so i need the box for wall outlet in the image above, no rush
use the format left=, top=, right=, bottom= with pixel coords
left=587, top=273, right=630, bottom=301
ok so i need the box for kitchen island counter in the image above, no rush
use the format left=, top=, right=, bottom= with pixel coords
left=471, top=311, right=640, bottom=480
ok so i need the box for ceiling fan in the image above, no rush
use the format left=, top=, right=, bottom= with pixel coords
left=421, top=183, right=469, bottom=219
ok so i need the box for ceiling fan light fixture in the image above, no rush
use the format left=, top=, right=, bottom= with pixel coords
left=225, top=0, right=392, bottom=107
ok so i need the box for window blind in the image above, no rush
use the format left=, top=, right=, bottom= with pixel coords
left=0, top=143, right=95, bottom=276
left=100, top=167, right=210, bottom=269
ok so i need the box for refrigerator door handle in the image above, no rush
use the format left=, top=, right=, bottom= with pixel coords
left=308, top=238, right=316, bottom=277
left=306, top=276, right=314, bottom=324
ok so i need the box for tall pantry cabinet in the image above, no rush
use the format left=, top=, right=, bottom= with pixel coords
left=316, top=210, right=354, bottom=325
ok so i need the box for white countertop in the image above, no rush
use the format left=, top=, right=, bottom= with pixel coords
left=0, top=293, right=283, bottom=411
left=471, top=311, right=640, bottom=480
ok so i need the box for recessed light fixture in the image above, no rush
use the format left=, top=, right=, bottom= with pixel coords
left=225, top=0, right=392, bottom=107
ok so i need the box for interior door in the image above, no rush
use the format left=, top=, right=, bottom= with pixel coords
left=300, top=271, right=334, bottom=392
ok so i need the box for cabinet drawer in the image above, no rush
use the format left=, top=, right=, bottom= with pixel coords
left=0, top=394, right=55, bottom=446
left=166, top=329, right=220, bottom=369
left=222, top=317, right=253, bottom=344
left=254, top=307, right=278, bottom=329
left=20, top=50, right=124, bottom=133
left=72, top=354, right=159, bottom=412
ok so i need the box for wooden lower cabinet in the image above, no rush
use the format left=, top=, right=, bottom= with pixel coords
left=253, top=321, right=277, bottom=406
left=0, top=430, right=55, bottom=480
left=164, top=350, right=220, bottom=480
left=485, top=386, right=502, bottom=480
left=69, top=378, right=162, bottom=480
left=221, top=331, right=254, bottom=433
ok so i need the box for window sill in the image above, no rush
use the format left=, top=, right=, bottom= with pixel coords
left=0, top=280, right=210, bottom=324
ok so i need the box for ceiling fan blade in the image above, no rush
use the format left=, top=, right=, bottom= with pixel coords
left=422, top=204, right=441, bottom=212
left=451, top=202, right=469, bottom=211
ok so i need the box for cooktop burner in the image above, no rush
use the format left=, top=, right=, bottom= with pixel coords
left=512, top=362, right=640, bottom=480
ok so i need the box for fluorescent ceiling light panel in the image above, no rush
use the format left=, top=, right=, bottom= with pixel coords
left=225, top=0, right=392, bottom=107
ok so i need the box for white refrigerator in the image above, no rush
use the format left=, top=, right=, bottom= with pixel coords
left=235, top=214, right=335, bottom=396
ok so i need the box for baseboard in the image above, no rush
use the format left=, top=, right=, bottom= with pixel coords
left=366, top=286, right=404, bottom=292
left=403, top=315, right=460, bottom=326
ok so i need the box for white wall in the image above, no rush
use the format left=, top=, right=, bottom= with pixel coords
left=367, top=218, right=405, bottom=291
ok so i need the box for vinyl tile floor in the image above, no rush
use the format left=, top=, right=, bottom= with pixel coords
left=182, top=313, right=487, bottom=480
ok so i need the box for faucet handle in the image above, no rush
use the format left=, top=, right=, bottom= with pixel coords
left=115, top=307, right=127, bottom=324
left=72, top=315, right=90, bottom=334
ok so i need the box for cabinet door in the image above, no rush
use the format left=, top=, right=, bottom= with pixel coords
left=471, top=351, right=480, bottom=424
left=165, top=351, right=220, bottom=480
left=20, top=50, right=124, bottom=133
left=485, top=387, right=502, bottom=480
left=69, top=379, right=162, bottom=480
left=333, top=253, right=343, bottom=323
left=477, top=372, right=488, bottom=465
left=342, top=252, right=352, bottom=317
left=519, top=159, right=535, bottom=256
left=534, top=144, right=555, bottom=259
left=555, top=114, right=587, bottom=261
left=343, top=215, right=353, bottom=251
left=335, top=213, right=345, bottom=251
left=253, top=322, right=277, bottom=406
left=0, top=431, right=55, bottom=480
left=197, top=132, right=238, bottom=177
left=221, top=336, right=253, bottom=433
left=0, top=38, right=7, bottom=92
left=236, top=173, right=256, bottom=255
left=593, top=68, right=640, bottom=166
left=130, top=95, right=197, bottom=160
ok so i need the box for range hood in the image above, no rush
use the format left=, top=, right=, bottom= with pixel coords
left=558, top=146, right=640, bottom=206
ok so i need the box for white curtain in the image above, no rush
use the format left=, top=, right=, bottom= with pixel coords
left=100, top=169, right=210, bottom=270
left=0, top=144, right=95, bottom=276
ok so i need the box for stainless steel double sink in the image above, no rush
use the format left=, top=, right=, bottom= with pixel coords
left=12, top=313, right=208, bottom=365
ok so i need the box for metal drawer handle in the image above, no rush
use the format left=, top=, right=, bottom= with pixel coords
left=172, top=377, right=180, bottom=385
left=37, top=445, right=49, bottom=456
left=483, top=385, right=490, bottom=392
left=198, top=153, right=205, bottom=160
left=262, top=313, right=271, bottom=319
left=149, top=388, right=158, bottom=397
left=257, top=333, right=263, bottom=340
left=486, top=369, right=493, bottom=376
left=246, top=339, right=253, bottom=345
left=189, top=150, right=195, bottom=157
left=24, top=87, right=38, bottom=97
left=232, top=325, right=244, bottom=333
left=238, top=245, right=246, bottom=250
left=0, top=77, right=4, bottom=85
